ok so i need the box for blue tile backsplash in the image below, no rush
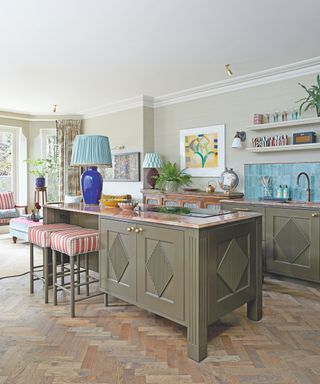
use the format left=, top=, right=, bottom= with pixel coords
left=244, top=162, right=320, bottom=202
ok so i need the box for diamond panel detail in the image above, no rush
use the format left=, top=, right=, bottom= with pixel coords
left=108, top=234, right=129, bottom=282
left=146, top=242, right=174, bottom=297
left=217, top=239, right=248, bottom=292
left=274, top=219, right=310, bottom=263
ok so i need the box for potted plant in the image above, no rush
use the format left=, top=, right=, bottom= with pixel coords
left=298, top=74, right=320, bottom=117
left=25, top=157, right=57, bottom=188
left=153, top=161, right=192, bottom=192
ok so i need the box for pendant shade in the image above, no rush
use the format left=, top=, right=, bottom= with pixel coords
left=71, top=135, right=112, bottom=167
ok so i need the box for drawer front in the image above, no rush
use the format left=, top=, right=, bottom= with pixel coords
left=163, top=199, right=181, bottom=207
left=145, top=196, right=162, bottom=206
left=137, top=224, right=185, bottom=321
left=100, top=219, right=137, bottom=301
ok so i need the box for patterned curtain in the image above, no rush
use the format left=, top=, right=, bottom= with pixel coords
left=56, top=120, right=81, bottom=201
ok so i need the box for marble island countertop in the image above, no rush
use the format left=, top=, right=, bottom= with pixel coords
left=44, top=203, right=261, bottom=229
left=220, top=198, right=320, bottom=209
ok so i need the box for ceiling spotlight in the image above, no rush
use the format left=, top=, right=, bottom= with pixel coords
left=225, top=64, right=233, bottom=77
left=53, top=104, right=57, bottom=113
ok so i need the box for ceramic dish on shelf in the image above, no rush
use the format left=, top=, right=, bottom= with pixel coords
left=118, top=201, right=138, bottom=210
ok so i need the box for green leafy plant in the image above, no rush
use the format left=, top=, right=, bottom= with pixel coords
left=24, top=157, right=57, bottom=178
left=298, top=74, right=320, bottom=117
left=153, top=161, right=192, bottom=190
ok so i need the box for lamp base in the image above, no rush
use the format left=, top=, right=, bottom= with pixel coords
left=146, top=168, right=159, bottom=189
left=81, top=167, right=103, bottom=205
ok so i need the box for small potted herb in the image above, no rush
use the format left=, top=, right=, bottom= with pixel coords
left=298, top=74, right=320, bottom=117
left=25, top=157, right=57, bottom=188
left=153, top=161, right=192, bottom=192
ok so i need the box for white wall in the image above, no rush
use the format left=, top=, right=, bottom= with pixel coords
left=83, top=107, right=146, bottom=199
left=154, top=73, right=318, bottom=192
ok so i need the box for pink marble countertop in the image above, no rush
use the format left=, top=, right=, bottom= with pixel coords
left=220, top=198, right=320, bottom=209
left=44, top=203, right=261, bottom=229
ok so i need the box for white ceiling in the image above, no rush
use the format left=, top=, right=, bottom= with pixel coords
left=1, top=0, right=320, bottom=115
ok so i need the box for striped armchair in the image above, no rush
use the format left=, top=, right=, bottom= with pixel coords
left=0, top=192, right=28, bottom=225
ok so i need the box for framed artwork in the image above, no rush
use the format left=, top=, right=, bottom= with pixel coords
left=103, top=152, right=141, bottom=182
left=180, top=125, right=225, bottom=177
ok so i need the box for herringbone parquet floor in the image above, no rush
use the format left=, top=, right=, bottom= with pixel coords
left=0, top=274, right=319, bottom=384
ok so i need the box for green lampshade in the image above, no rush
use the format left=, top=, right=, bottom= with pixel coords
left=142, top=153, right=163, bottom=169
left=71, top=135, right=112, bottom=167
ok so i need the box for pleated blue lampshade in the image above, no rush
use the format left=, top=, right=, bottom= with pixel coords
left=142, top=153, right=163, bottom=168
left=71, top=135, right=112, bottom=167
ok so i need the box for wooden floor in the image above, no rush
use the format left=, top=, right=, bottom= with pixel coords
left=0, top=274, right=319, bottom=384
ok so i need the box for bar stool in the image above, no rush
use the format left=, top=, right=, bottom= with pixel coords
left=50, top=228, right=107, bottom=317
left=28, top=223, right=80, bottom=303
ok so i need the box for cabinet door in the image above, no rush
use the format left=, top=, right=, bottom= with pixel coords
left=266, top=208, right=320, bottom=281
left=100, top=219, right=137, bottom=301
left=137, top=224, right=185, bottom=321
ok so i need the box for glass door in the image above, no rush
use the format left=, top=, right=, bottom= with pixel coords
left=0, top=130, right=14, bottom=193
left=41, top=129, right=58, bottom=202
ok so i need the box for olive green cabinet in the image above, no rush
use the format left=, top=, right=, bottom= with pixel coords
left=100, top=218, right=185, bottom=321
left=100, top=219, right=137, bottom=302
left=265, top=208, right=320, bottom=282
left=137, top=224, right=185, bottom=321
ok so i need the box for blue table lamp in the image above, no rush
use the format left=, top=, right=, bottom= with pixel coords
left=71, top=135, right=112, bottom=205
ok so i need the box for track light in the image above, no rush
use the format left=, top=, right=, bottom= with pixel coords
left=225, top=64, right=233, bottom=77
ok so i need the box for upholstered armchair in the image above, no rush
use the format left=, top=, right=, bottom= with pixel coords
left=0, top=191, right=28, bottom=225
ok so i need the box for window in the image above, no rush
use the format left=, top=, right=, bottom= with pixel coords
left=0, top=129, right=15, bottom=192
left=41, top=129, right=58, bottom=202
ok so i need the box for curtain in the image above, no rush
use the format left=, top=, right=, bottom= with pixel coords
left=56, top=120, right=81, bottom=201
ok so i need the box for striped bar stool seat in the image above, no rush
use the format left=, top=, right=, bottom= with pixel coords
left=50, top=228, right=106, bottom=317
left=28, top=223, right=80, bottom=303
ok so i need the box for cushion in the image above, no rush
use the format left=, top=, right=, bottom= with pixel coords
left=0, top=208, right=18, bottom=219
left=0, top=192, right=15, bottom=209
left=50, top=228, right=99, bottom=257
left=10, top=217, right=43, bottom=232
left=28, top=223, right=80, bottom=248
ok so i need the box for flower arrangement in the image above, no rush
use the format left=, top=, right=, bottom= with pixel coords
left=31, top=202, right=41, bottom=222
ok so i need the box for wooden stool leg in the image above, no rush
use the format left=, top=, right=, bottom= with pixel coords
left=30, top=243, right=34, bottom=294
left=53, top=250, right=57, bottom=306
left=77, top=255, right=81, bottom=295
left=85, top=253, right=89, bottom=296
left=61, top=253, right=65, bottom=286
left=12, top=236, right=17, bottom=244
left=104, top=294, right=109, bottom=307
left=70, top=256, right=75, bottom=318
left=44, top=248, right=49, bottom=304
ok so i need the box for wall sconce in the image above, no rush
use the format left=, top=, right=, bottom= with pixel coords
left=232, top=131, right=246, bottom=149
left=111, top=145, right=125, bottom=150
left=225, top=64, right=233, bottom=77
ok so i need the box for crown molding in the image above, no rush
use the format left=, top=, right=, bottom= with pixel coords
left=81, top=95, right=154, bottom=118
left=153, top=56, right=320, bottom=108
left=0, top=111, right=82, bottom=122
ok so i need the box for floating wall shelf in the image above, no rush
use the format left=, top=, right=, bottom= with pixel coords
left=246, top=143, right=320, bottom=153
left=248, top=117, right=320, bottom=131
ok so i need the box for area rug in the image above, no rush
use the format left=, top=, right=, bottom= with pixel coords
left=0, top=226, right=42, bottom=278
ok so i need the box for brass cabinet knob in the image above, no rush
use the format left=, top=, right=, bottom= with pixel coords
left=127, top=227, right=132, bottom=232
left=138, top=227, right=143, bottom=232
left=134, top=227, right=143, bottom=233
left=312, top=213, right=319, bottom=217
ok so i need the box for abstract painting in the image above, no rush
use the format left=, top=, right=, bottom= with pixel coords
left=103, top=152, right=140, bottom=182
left=180, top=125, right=225, bottom=177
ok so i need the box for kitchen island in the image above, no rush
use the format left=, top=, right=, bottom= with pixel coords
left=44, top=203, right=263, bottom=362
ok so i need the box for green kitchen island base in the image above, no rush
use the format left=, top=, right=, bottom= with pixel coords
left=44, top=204, right=263, bottom=362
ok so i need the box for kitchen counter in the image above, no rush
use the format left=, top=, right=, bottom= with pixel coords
left=220, top=198, right=320, bottom=209
left=44, top=202, right=261, bottom=229
left=44, top=203, right=262, bottom=362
